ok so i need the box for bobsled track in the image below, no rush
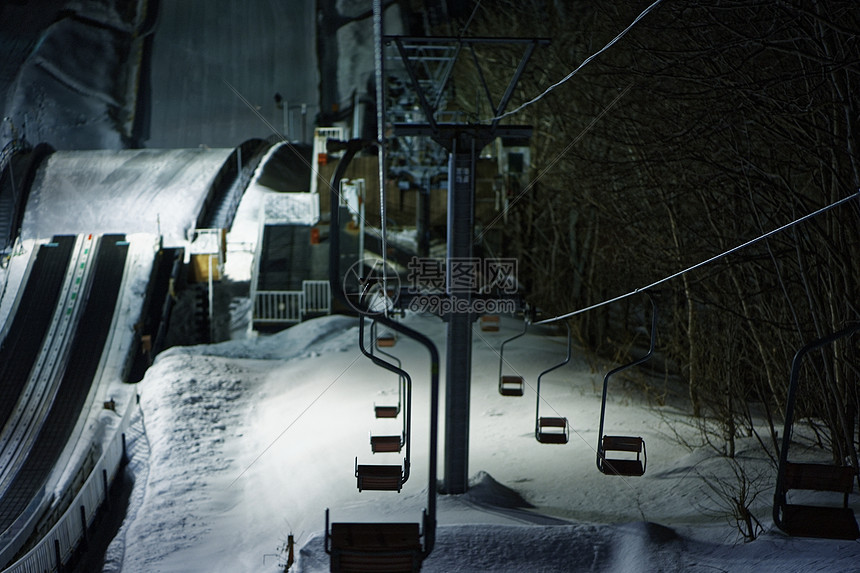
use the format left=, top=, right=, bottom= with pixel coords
left=0, top=138, right=272, bottom=572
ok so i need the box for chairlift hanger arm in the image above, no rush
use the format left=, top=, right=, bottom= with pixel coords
left=370, top=320, right=403, bottom=369
left=536, top=321, right=572, bottom=385
left=535, top=322, right=571, bottom=441
left=498, top=319, right=528, bottom=383
left=596, top=292, right=658, bottom=453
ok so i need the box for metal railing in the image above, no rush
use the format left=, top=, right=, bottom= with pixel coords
left=253, top=280, right=332, bottom=326
left=254, top=291, right=304, bottom=324
left=303, top=280, right=331, bottom=315
left=1, top=396, right=139, bottom=573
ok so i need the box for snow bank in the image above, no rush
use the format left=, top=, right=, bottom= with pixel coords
left=107, top=311, right=860, bottom=572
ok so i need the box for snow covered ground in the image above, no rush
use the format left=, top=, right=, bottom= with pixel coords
left=20, top=148, right=233, bottom=245
left=99, top=309, right=860, bottom=572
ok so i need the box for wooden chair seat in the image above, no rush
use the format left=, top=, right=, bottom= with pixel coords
left=356, top=463, right=404, bottom=492
left=537, top=417, right=569, bottom=444
left=782, top=504, right=860, bottom=540
left=499, top=375, right=524, bottom=397
left=375, top=405, right=400, bottom=419
left=601, top=458, right=645, bottom=477
left=371, top=435, right=403, bottom=453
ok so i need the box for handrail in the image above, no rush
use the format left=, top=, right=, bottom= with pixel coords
left=596, top=291, right=657, bottom=472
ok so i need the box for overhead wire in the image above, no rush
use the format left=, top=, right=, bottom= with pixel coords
left=534, top=190, right=860, bottom=325
left=471, top=322, right=640, bottom=493
left=486, top=0, right=664, bottom=123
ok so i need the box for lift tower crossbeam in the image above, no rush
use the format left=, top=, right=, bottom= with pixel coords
left=385, top=34, right=548, bottom=494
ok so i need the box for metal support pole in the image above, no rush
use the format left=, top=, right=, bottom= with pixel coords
left=301, top=104, right=308, bottom=144
left=443, top=136, right=476, bottom=494
left=417, top=186, right=430, bottom=258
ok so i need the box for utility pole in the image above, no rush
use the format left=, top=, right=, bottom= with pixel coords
left=386, top=35, right=547, bottom=494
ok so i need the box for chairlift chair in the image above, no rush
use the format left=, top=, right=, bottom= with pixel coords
left=596, top=293, right=656, bottom=477
left=370, top=434, right=403, bottom=454
left=326, top=509, right=426, bottom=573
left=535, top=322, right=572, bottom=444
left=377, top=332, right=397, bottom=347
left=480, top=314, right=500, bottom=332
left=773, top=323, right=860, bottom=540
left=498, top=319, right=528, bottom=397
left=355, top=458, right=407, bottom=492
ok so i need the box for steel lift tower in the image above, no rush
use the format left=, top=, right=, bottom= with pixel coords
left=383, top=33, right=548, bottom=494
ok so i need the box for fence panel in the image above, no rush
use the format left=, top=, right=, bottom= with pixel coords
left=302, top=280, right=331, bottom=315
left=253, top=291, right=304, bottom=324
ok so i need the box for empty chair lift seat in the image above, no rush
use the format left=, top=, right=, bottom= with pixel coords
left=600, top=435, right=646, bottom=476
left=375, top=404, right=400, bottom=418
left=356, top=460, right=404, bottom=492
left=536, top=417, right=569, bottom=444
left=370, top=435, right=403, bottom=453
left=480, top=315, right=500, bottom=332
left=499, top=374, right=524, bottom=397
left=778, top=462, right=859, bottom=540
left=377, top=333, right=396, bottom=348
left=329, top=522, right=422, bottom=573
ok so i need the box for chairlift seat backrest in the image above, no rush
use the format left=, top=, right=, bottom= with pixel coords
left=356, top=463, right=404, bottom=492
left=480, top=315, right=500, bottom=332
left=375, top=405, right=400, bottom=418
left=329, top=522, right=422, bottom=572
left=371, top=435, right=403, bottom=454
left=602, top=435, right=644, bottom=453
left=537, top=417, right=569, bottom=444
left=783, top=462, right=856, bottom=493
left=499, top=375, right=524, bottom=397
